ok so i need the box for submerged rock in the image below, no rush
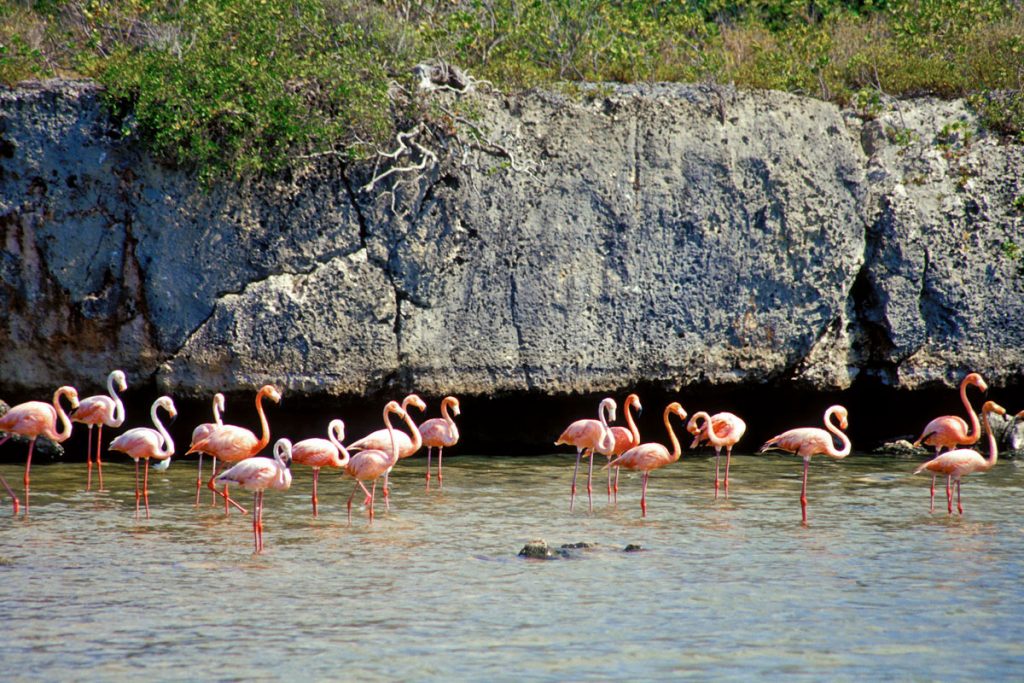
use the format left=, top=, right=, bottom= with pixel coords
left=872, top=439, right=928, bottom=457
left=519, top=539, right=558, bottom=560
left=624, top=544, right=643, bottom=552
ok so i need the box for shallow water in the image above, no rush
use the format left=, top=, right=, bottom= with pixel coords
left=1, top=452, right=1023, bottom=681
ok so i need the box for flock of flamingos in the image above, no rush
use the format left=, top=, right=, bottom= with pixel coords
left=0, top=369, right=1015, bottom=552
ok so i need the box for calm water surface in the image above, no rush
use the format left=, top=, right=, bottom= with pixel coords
left=2, top=452, right=1023, bottom=681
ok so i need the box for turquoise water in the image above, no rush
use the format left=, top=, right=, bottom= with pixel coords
left=1, top=452, right=1023, bottom=680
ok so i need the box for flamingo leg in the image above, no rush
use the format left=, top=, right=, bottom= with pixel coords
left=23, top=438, right=34, bottom=516
left=252, top=492, right=260, bottom=553
left=96, top=424, right=105, bottom=491
left=85, top=426, right=93, bottom=491
left=368, top=480, right=377, bottom=523
left=347, top=482, right=358, bottom=524
left=0, top=473, right=19, bottom=516
left=143, top=458, right=151, bottom=519
left=210, top=459, right=219, bottom=506
left=929, top=474, right=936, bottom=513
left=724, top=447, right=732, bottom=497
left=0, top=438, right=17, bottom=511
left=257, top=491, right=265, bottom=552
left=570, top=448, right=582, bottom=511
left=195, top=453, right=204, bottom=506
left=312, top=468, right=319, bottom=518
left=800, top=457, right=810, bottom=525
left=956, top=480, right=963, bottom=515
left=134, top=458, right=141, bottom=520
left=586, top=449, right=593, bottom=512
left=426, top=447, right=433, bottom=490
left=383, top=469, right=391, bottom=511
left=614, top=466, right=620, bottom=502
left=437, top=448, right=444, bottom=488
left=206, top=473, right=248, bottom=514
left=714, top=448, right=721, bottom=499
left=640, top=472, right=649, bottom=517
left=946, top=476, right=953, bottom=515
left=606, top=458, right=612, bottom=502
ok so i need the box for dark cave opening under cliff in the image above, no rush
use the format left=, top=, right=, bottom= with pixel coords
left=3, top=378, right=1024, bottom=464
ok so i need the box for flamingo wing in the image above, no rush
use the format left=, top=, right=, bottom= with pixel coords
left=760, top=427, right=831, bottom=457
left=189, top=425, right=258, bottom=461
left=914, top=448, right=985, bottom=476
left=609, top=443, right=671, bottom=472
left=71, top=396, right=114, bottom=425
left=0, top=402, right=55, bottom=436
left=291, top=438, right=342, bottom=468
left=349, top=429, right=415, bottom=457
left=215, top=457, right=279, bottom=490
left=345, top=450, right=391, bottom=480
left=110, top=428, right=162, bottom=459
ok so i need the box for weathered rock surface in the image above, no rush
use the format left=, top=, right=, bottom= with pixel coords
left=1, top=80, right=1022, bottom=399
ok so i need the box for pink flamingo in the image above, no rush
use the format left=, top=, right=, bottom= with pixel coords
left=758, top=405, right=851, bottom=525
left=189, top=392, right=226, bottom=505
left=70, top=369, right=127, bottom=492
left=187, top=384, right=282, bottom=515
left=0, top=385, right=79, bottom=515
left=108, top=396, right=176, bottom=520
left=607, top=393, right=642, bottom=503
left=912, top=372, right=987, bottom=512
left=290, top=419, right=349, bottom=517
left=344, top=401, right=416, bottom=523
left=214, top=437, right=293, bottom=553
left=606, top=401, right=688, bottom=517
left=555, top=397, right=616, bottom=512
left=419, top=395, right=461, bottom=490
left=914, top=401, right=1005, bottom=515
left=348, top=393, right=426, bottom=507
left=687, top=410, right=747, bottom=498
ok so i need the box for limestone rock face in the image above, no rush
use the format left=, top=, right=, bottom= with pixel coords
left=1, top=80, right=1022, bottom=398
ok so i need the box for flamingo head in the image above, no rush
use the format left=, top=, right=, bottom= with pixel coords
left=328, top=419, right=346, bottom=442
left=446, top=396, right=461, bottom=417
left=57, top=385, right=80, bottom=410
left=667, top=401, right=687, bottom=422
left=829, top=405, right=849, bottom=430
left=214, top=392, right=226, bottom=413
left=404, top=394, right=427, bottom=412
left=260, top=385, right=283, bottom=404
left=982, top=401, right=1005, bottom=417
left=157, top=396, right=178, bottom=420
left=274, top=437, right=293, bottom=468
left=599, top=397, right=617, bottom=424
left=964, top=372, right=988, bottom=393
left=685, top=412, right=708, bottom=436
left=112, top=370, right=127, bottom=392
left=625, top=393, right=642, bottom=414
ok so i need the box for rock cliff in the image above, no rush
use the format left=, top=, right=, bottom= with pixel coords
left=2, top=80, right=1023, bottom=400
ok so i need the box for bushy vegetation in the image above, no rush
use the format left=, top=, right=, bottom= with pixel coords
left=2, top=0, right=1022, bottom=178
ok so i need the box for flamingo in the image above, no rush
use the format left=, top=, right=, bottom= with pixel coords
left=108, top=396, right=176, bottom=520
left=912, top=372, right=987, bottom=513
left=555, top=397, right=616, bottom=512
left=0, top=385, right=79, bottom=515
left=189, top=392, right=226, bottom=505
left=607, top=394, right=642, bottom=503
left=344, top=401, right=416, bottom=523
left=419, top=395, right=461, bottom=490
left=187, top=384, right=282, bottom=515
left=606, top=401, right=688, bottom=517
left=214, top=437, right=293, bottom=553
left=758, top=405, right=851, bottom=525
left=348, top=393, right=426, bottom=507
left=687, top=410, right=747, bottom=498
left=914, top=401, right=1005, bottom=515
left=70, top=369, right=127, bottom=492
left=290, top=419, right=349, bottom=517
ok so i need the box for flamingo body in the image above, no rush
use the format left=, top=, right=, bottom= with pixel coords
left=419, top=396, right=461, bottom=490
left=108, top=396, right=176, bottom=519
left=215, top=438, right=293, bottom=553
left=0, top=385, right=79, bottom=515
left=759, top=405, right=850, bottom=524
left=607, top=401, right=687, bottom=517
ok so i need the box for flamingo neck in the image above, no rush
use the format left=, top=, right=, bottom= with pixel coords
left=981, top=410, right=999, bottom=471
left=329, top=421, right=351, bottom=468
left=961, top=379, right=982, bottom=443
left=442, top=398, right=460, bottom=442
left=253, top=391, right=272, bottom=454
left=213, top=394, right=224, bottom=426
left=109, top=374, right=126, bottom=427
left=694, top=411, right=723, bottom=448
left=151, top=403, right=174, bottom=457
left=664, top=407, right=682, bottom=460
left=625, top=398, right=640, bottom=445
left=53, top=387, right=75, bottom=442
left=383, top=408, right=400, bottom=466
left=400, top=401, right=423, bottom=452
left=823, top=408, right=851, bottom=458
